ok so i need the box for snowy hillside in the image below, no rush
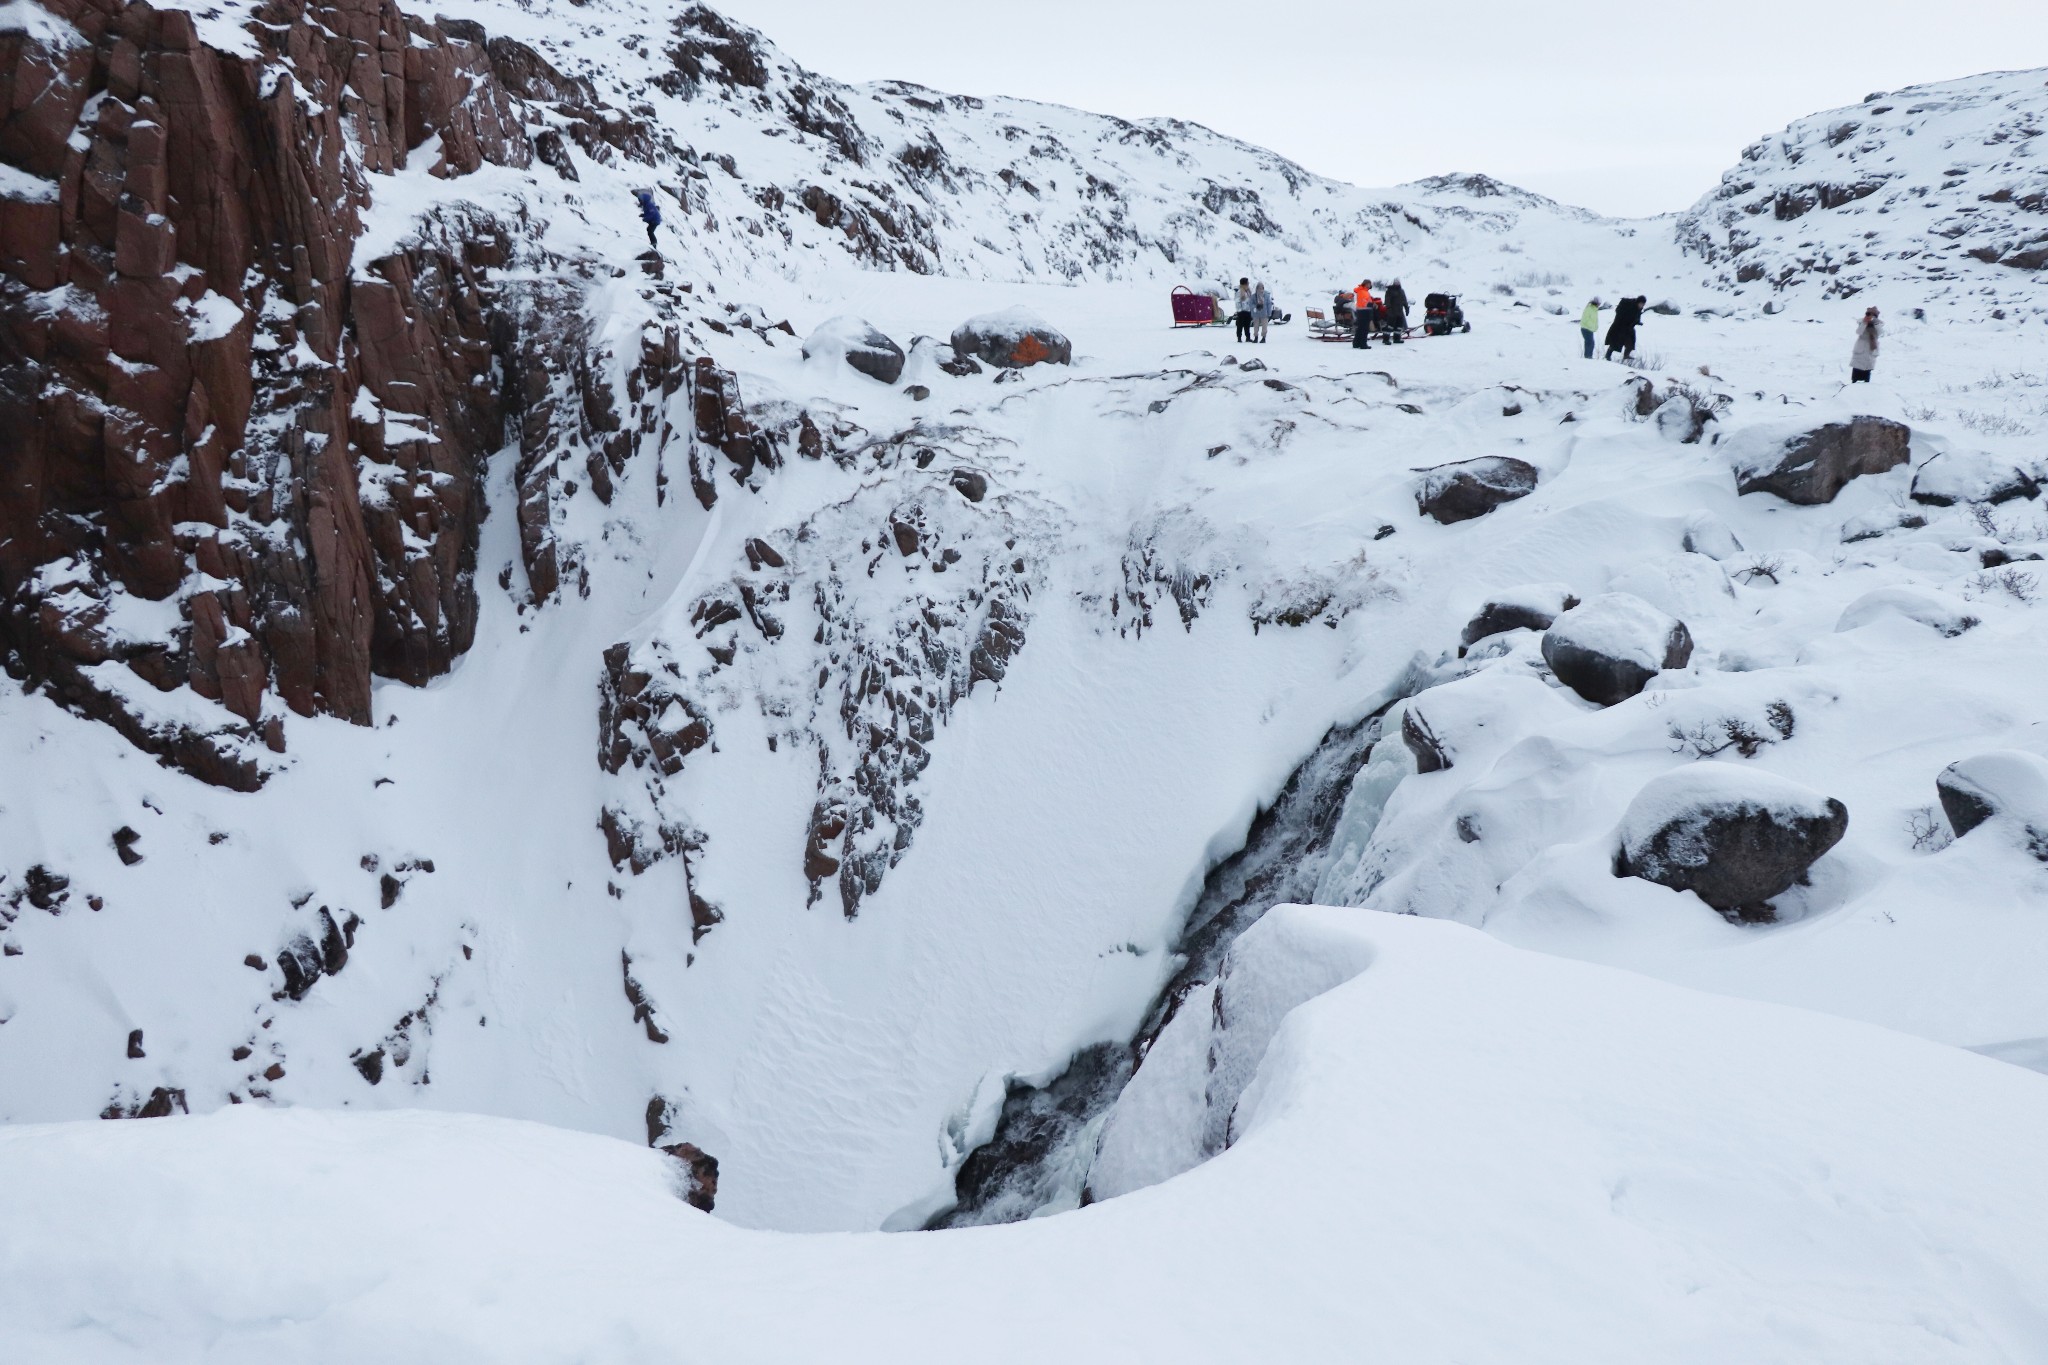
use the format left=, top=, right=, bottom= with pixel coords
left=1679, top=69, right=2048, bottom=315
left=5, top=0, right=2048, bottom=1353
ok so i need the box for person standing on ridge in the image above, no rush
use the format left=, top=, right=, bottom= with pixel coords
left=635, top=189, right=662, bottom=249
left=1604, top=294, right=1644, bottom=362
left=1251, top=281, right=1272, bottom=343
left=1850, top=306, right=1881, bottom=382
left=1580, top=297, right=1602, bottom=359
left=1235, top=277, right=1253, bottom=343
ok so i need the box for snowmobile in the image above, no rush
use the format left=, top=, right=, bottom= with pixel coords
left=1423, top=293, right=1471, bottom=336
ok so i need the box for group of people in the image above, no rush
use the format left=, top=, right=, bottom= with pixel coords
left=1580, top=294, right=1887, bottom=384
left=1340, top=279, right=1409, bottom=349
left=1578, top=295, right=1650, bottom=361
left=1231, top=278, right=1276, bottom=343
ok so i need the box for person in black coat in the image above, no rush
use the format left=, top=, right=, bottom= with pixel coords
left=1604, top=295, right=1645, bottom=362
left=1383, top=279, right=1409, bottom=343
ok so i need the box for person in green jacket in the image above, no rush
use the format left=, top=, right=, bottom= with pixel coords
left=1579, top=298, right=1601, bottom=359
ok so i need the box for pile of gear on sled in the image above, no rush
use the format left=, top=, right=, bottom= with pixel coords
left=1306, top=280, right=1469, bottom=346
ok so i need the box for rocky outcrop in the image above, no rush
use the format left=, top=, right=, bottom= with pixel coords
left=1412, top=456, right=1538, bottom=524
left=661, top=1140, right=720, bottom=1213
left=0, top=1, right=508, bottom=783
left=0, top=0, right=698, bottom=786
left=1678, top=71, right=2048, bottom=303
left=1541, top=594, right=1694, bottom=706
left=1617, top=766, right=1849, bottom=922
left=1728, top=417, right=1911, bottom=505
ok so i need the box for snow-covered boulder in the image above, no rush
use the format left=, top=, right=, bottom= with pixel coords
left=1937, top=751, right=2048, bottom=856
left=1840, top=506, right=1926, bottom=543
left=1541, top=593, right=1694, bottom=706
left=1727, top=416, right=1911, bottom=505
left=1835, top=586, right=1979, bottom=637
left=1608, top=554, right=1735, bottom=622
left=1681, top=511, right=1744, bottom=560
left=1617, top=766, right=1850, bottom=922
left=1412, top=456, right=1538, bottom=524
left=801, top=316, right=906, bottom=385
left=949, top=308, right=1071, bottom=369
left=1459, top=582, right=1577, bottom=652
left=1909, top=450, right=2041, bottom=507
left=909, top=334, right=982, bottom=377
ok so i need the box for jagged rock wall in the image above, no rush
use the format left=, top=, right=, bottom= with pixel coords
left=0, top=0, right=697, bottom=786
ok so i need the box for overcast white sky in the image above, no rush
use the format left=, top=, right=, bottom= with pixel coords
left=707, top=0, right=2048, bottom=216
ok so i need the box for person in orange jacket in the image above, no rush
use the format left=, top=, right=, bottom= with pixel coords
left=1351, top=280, right=1378, bottom=349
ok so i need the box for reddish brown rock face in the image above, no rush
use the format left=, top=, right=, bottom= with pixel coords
left=0, top=0, right=559, bottom=787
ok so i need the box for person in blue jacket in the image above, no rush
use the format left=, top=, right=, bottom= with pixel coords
left=635, top=189, right=661, bottom=248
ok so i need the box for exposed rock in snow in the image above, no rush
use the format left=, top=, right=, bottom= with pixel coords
left=909, top=336, right=982, bottom=378
left=1909, top=449, right=2042, bottom=507
left=1412, top=456, right=1538, bottom=524
left=1616, top=765, right=1850, bottom=922
left=802, top=316, right=905, bottom=385
left=949, top=308, right=1071, bottom=369
left=1459, top=582, right=1577, bottom=652
left=1835, top=586, right=1980, bottom=637
left=1541, top=593, right=1694, bottom=706
left=1937, top=751, right=2048, bottom=858
left=1727, top=416, right=1912, bottom=504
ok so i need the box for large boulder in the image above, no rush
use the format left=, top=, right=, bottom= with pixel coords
left=802, top=316, right=905, bottom=385
left=1413, top=457, right=1539, bottom=524
left=1909, top=450, right=2041, bottom=508
left=1936, top=751, right=2048, bottom=858
left=1541, top=594, right=1694, bottom=706
left=1617, top=766, right=1850, bottom=922
left=1460, top=582, right=1577, bottom=653
left=1728, top=416, right=1911, bottom=504
left=949, top=308, right=1071, bottom=369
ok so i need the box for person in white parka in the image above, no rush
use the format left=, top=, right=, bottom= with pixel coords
left=1851, top=306, right=1880, bottom=382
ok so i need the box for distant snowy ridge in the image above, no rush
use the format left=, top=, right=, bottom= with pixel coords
left=1678, top=68, right=2048, bottom=308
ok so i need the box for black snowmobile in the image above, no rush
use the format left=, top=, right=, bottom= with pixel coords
left=1423, top=293, right=1471, bottom=336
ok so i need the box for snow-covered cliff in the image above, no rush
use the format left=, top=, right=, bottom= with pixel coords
left=5, top=0, right=2048, bottom=1351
